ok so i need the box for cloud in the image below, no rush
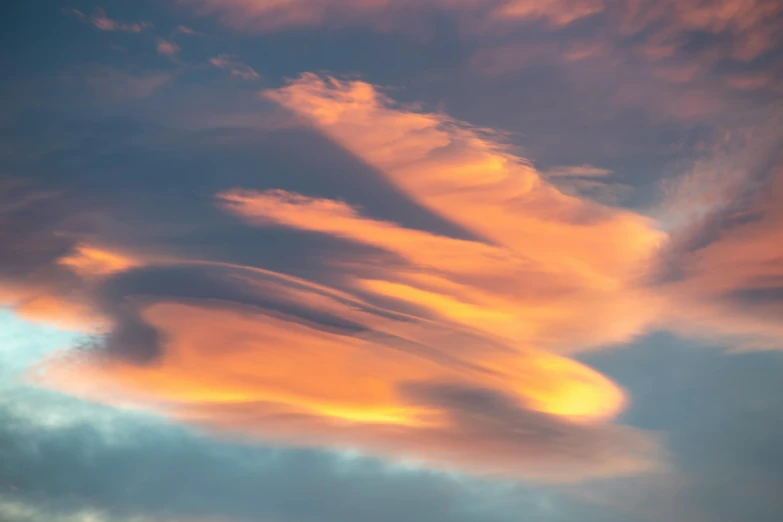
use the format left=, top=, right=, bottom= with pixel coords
left=655, top=155, right=783, bottom=350
left=156, top=39, right=180, bottom=57
left=0, top=178, right=99, bottom=330
left=725, top=70, right=783, bottom=92
left=0, top=394, right=640, bottom=522
left=217, top=184, right=658, bottom=353
left=177, top=0, right=783, bottom=63
left=5, top=65, right=782, bottom=488
left=0, top=73, right=670, bottom=481
left=0, top=500, right=154, bottom=522
left=645, top=112, right=783, bottom=350
left=5, top=2, right=783, bottom=519
left=63, top=7, right=152, bottom=33
left=209, top=55, right=260, bottom=81
left=624, top=0, right=783, bottom=62
left=176, top=0, right=783, bottom=132
left=39, top=271, right=659, bottom=481
left=4, top=66, right=780, bottom=484
left=541, top=166, right=629, bottom=204
left=261, top=75, right=665, bottom=346
left=174, top=25, right=198, bottom=35
left=176, top=0, right=604, bottom=33
left=544, top=165, right=613, bottom=178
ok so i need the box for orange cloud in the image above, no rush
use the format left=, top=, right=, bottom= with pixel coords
left=0, top=242, right=140, bottom=330
left=657, top=162, right=783, bottom=349
left=41, top=297, right=657, bottom=481
left=34, top=74, right=669, bottom=481
left=219, top=186, right=660, bottom=353
left=261, top=75, right=666, bottom=350
left=30, top=73, right=782, bottom=486
left=6, top=292, right=99, bottom=331
left=58, top=244, right=140, bottom=280
left=2, top=0, right=778, bottom=495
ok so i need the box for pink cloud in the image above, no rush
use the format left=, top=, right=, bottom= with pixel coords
left=63, top=7, right=152, bottom=33
left=209, top=55, right=260, bottom=80
left=156, top=38, right=180, bottom=57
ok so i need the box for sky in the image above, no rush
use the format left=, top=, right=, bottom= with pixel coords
left=1, top=0, right=783, bottom=520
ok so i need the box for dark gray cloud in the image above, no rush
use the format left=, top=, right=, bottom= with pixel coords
left=728, top=285, right=783, bottom=306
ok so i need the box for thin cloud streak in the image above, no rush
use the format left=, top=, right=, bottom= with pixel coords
left=209, top=55, right=260, bottom=80
left=63, top=7, right=153, bottom=33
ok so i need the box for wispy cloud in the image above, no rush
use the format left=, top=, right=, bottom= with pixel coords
left=62, top=7, right=152, bottom=33
left=178, top=0, right=783, bottom=62
left=156, top=38, right=180, bottom=57
left=209, top=55, right=260, bottom=80
left=174, top=25, right=198, bottom=35
left=657, top=162, right=783, bottom=350
left=177, top=0, right=783, bottom=126
left=177, top=0, right=604, bottom=32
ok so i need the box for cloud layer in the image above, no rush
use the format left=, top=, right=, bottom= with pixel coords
left=2, top=65, right=779, bottom=482
left=2, top=2, right=782, bottom=505
left=0, top=70, right=673, bottom=481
